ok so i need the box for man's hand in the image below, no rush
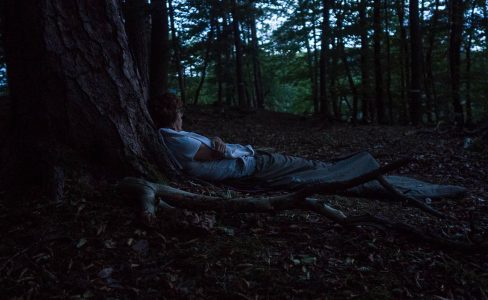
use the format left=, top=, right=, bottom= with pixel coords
left=212, top=137, right=226, bottom=155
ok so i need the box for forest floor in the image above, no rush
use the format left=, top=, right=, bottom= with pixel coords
left=1, top=106, right=488, bottom=299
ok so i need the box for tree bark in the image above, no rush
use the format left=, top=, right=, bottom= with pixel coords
left=448, top=0, right=465, bottom=126
left=124, top=0, right=149, bottom=101
left=150, top=0, right=170, bottom=98
left=319, top=0, right=331, bottom=118
left=409, top=0, right=422, bottom=125
left=2, top=0, right=174, bottom=200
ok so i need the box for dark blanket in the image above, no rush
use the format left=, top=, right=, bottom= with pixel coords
left=238, top=151, right=467, bottom=201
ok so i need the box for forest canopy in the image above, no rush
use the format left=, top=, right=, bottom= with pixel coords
left=1, top=0, right=487, bottom=125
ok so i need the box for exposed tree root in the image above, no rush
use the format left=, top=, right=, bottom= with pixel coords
left=118, top=159, right=486, bottom=252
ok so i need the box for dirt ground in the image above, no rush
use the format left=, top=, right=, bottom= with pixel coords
left=1, top=106, right=487, bottom=299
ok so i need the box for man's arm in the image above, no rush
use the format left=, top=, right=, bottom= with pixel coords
left=194, top=142, right=225, bottom=161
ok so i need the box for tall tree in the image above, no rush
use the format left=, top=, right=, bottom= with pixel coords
left=384, top=0, right=393, bottom=123
left=396, top=0, right=409, bottom=123
left=409, top=0, right=422, bottom=125
left=464, top=2, right=476, bottom=125
left=150, top=0, right=170, bottom=97
left=194, top=9, right=215, bottom=105
left=359, top=0, right=370, bottom=122
left=448, top=0, right=465, bottom=126
left=300, top=0, right=319, bottom=113
left=231, top=0, right=247, bottom=108
left=424, top=0, right=440, bottom=122
left=2, top=0, right=173, bottom=200
left=249, top=5, right=264, bottom=109
left=168, top=0, right=186, bottom=103
left=319, top=0, right=331, bottom=117
left=373, top=0, right=385, bottom=123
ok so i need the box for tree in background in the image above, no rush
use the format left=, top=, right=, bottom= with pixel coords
left=409, top=0, right=422, bottom=125
left=359, top=0, right=370, bottom=122
left=1, top=0, right=487, bottom=125
left=448, top=0, right=465, bottom=126
left=319, top=0, right=331, bottom=118
left=373, top=0, right=385, bottom=123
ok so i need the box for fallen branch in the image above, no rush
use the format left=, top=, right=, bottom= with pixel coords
left=118, top=169, right=487, bottom=252
left=376, top=176, right=448, bottom=219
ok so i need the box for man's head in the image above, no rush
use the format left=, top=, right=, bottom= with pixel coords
left=149, top=92, right=184, bottom=129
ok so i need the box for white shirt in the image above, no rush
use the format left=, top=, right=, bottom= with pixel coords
left=159, top=128, right=257, bottom=181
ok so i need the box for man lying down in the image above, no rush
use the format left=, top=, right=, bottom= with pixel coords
left=150, top=93, right=466, bottom=201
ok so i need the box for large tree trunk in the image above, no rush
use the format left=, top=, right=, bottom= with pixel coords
left=2, top=0, right=174, bottom=200
left=150, top=0, right=170, bottom=98
left=124, top=0, right=149, bottom=100
left=409, top=0, right=422, bottom=125
left=448, top=0, right=465, bottom=126
left=319, top=0, right=330, bottom=118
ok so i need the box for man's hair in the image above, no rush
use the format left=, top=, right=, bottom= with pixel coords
left=149, top=92, right=183, bottom=128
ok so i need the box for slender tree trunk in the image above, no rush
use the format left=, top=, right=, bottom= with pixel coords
left=168, top=0, right=186, bottom=103
left=341, top=43, right=359, bottom=124
left=359, top=0, right=370, bottom=122
left=409, top=0, right=422, bottom=125
left=193, top=28, right=214, bottom=105
left=384, top=0, right=393, bottom=124
left=425, top=0, right=440, bottom=122
left=312, top=4, right=320, bottom=114
left=331, top=4, right=344, bottom=120
left=330, top=37, right=339, bottom=119
left=150, top=0, right=170, bottom=97
left=373, top=0, right=385, bottom=123
left=250, top=11, right=264, bottom=109
left=215, top=20, right=224, bottom=106
left=231, top=0, right=246, bottom=108
left=396, top=0, right=409, bottom=123
left=465, top=3, right=475, bottom=125
left=2, top=0, right=174, bottom=200
left=319, top=0, right=330, bottom=118
left=304, top=22, right=318, bottom=113
left=223, top=14, right=234, bottom=106
left=419, top=0, right=433, bottom=123
left=124, top=0, right=149, bottom=101
left=448, top=0, right=465, bottom=126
